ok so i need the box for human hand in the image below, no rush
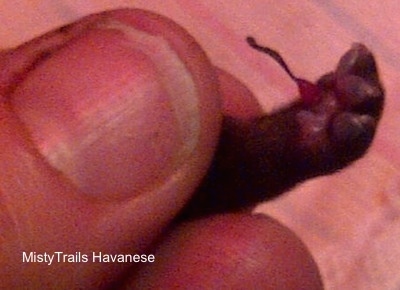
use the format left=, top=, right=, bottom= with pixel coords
left=0, top=9, right=323, bottom=289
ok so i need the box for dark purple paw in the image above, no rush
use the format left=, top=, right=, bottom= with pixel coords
left=178, top=41, right=385, bottom=219
left=296, top=43, right=384, bottom=171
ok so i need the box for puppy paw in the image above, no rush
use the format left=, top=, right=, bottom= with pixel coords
left=296, top=43, right=384, bottom=172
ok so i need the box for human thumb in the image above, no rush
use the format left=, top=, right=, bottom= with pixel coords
left=0, top=9, right=221, bottom=288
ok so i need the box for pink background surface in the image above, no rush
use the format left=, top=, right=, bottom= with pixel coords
left=1, top=1, right=399, bottom=289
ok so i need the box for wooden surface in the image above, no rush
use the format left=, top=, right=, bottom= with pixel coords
left=1, top=1, right=399, bottom=289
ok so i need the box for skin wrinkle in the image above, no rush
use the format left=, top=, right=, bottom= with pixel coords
left=0, top=13, right=106, bottom=97
left=1, top=51, right=53, bottom=97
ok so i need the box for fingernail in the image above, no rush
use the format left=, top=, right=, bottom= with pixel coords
left=11, top=20, right=203, bottom=199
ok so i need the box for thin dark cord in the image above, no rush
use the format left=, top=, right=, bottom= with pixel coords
left=246, top=36, right=299, bottom=82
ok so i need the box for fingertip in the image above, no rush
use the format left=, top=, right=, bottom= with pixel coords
left=129, top=214, right=323, bottom=289
left=216, top=67, right=262, bottom=119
